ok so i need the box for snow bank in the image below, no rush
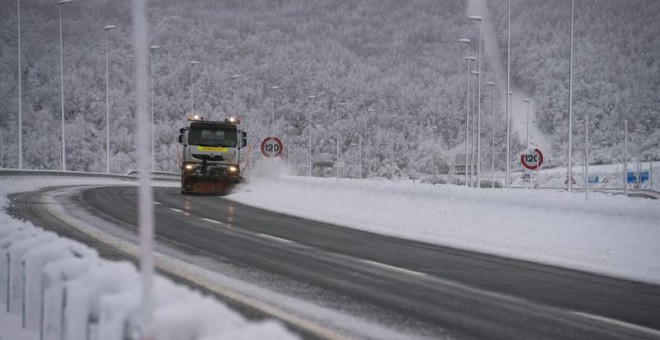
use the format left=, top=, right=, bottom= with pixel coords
left=231, top=175, right=660, bottom=284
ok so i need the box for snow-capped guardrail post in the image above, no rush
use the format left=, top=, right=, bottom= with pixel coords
left=42, top=258, right=98, bottom=340
left=63, top=261, right=139, bottom=340
left=0, top=225, right=42, bottom=308
left=8, top=231, right=57, bottom=314
left=22, top=239, right=98, bottom=332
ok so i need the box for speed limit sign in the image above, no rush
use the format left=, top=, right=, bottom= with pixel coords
left=521, top=148, right=544, bottom=170
left=260, top=136, right=284, bottom=158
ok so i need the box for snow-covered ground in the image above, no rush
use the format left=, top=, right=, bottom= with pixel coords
left=1, top=169, right=659, bottom=338
left=236, top=161, right=660, bottom=285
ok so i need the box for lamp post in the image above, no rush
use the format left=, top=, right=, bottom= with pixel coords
left=389, top=113, right=397, bottom=170
left=149, top=45, right=160, bottom=171
left=358, top=134, right=363, bottom=179
left=464, top=55, right=476, bottom=186
left=508, top=91, right=513, bottom=186
left=58, top=0, right=71, bottom=171
left=17, top=0, right=23, bottom=169
left=367, top=108, right=375, bottom=174
left=104, top=25, right=117, bottom=174
left=585, top=115, right=589, bottom=200
left=269, top=85, right=280, bottom=137
left=623, top=120, right=628, bottom=196
left=506, top=0, right=511, bottom=188
left=190, top=61, right=200, bottom=114
left=459, top=38, right=471, bottom=186
left=470, top=70, right=480, bottom=187
left=307, top=95, right=316, bottom=177
left=522, top=99, right=531, bottom=148
left=567, top=0, right=575, bottom=192
left=231, top=74, right=241, bottom=114
left=469, top=15, right=483, bottom=187
left=485, top=81, right=495, bottom=188
left=1, top=128, right=4, bottom=168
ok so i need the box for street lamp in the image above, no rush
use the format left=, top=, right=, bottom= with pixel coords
left=104, top=24, right=117, bottom=174
left=307, top=95, right=316, bottom=177
left=623, top=120, right=628, bottom=196
left=485, top=81, right=495, bottom=188
left=190, top=60, right=200, bottom=114
left=469, top=15, right=483, bottom=187
left=506, top=0, right=511, bottom=188
left=367, top=108, right=375, bottom=174
left=0, top=128, right=4, bottom=168
left=17, top=0, right=23, bottom=169
left=459, top=38, right=471, bottom=186
left=231, top=74, right=241, bottom=114
left=585, top=114, right=590, bottom=200
left=508, top=91, right=513, bottom=186
left=470, top=70, right=479, bottom=187
left=464, top=55, right=476, bottom=186
left=522, top=99, right=531, bottom=148
left=149, top=45, right=160, bottom=171
left=58, top=0, right=71, bottom=171
left=269, top=85, right=280, bottom=137
left=567, top=0, right=575, bottom=192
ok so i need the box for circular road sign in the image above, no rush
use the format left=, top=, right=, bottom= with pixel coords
left=260, top=136, right=284, bottom=158
left=521, top=148, right=544, bottom=170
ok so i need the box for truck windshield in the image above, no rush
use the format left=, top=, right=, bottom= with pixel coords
left=188, top=128, right=237, bottom=147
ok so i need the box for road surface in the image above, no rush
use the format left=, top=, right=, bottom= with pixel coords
left=9, top=185, right=660, bottom=339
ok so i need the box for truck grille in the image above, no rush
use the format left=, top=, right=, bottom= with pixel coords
left=192, top=154, right=225, bottom=161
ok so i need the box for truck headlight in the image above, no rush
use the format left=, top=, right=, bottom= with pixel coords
left=228, top=166, right=238, bottom=173
left=184, top=164, right=195, bottom=171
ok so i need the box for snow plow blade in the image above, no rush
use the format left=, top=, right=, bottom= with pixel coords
left=182, top=181, right=234, bottom=196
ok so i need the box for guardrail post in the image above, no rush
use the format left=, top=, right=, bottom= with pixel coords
left=42, top=258, right=96, bottom=340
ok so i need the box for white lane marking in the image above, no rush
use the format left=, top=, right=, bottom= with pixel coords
left=202, top=218, right=222, bottom=224
left=154, top=201, right=162, bottom=205
left=257, top=233, right=295, bottom=244
left=361, top=260, right=427, bottom=277
left=170, top=208, right=183, bottom=213
left=569, top=311, right=660, bottom=337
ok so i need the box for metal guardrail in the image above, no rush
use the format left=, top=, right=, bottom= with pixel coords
left=0, top=169, right=179, bottom=182
left=498, top=185, right=659, bottom=199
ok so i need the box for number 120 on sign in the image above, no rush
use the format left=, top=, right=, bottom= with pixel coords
left=521, top=148, right=544, bottom=170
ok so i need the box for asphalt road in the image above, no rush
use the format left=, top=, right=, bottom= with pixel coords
left=9, top=185, right=660, bottom=339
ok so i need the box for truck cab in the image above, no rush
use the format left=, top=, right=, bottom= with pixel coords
left=178, top=116, right=247, bottom=195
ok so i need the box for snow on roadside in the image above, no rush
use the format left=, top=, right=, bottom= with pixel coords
left=0, top=177, right=296, bottom=340
left=230, top=174, right=660, bottom=285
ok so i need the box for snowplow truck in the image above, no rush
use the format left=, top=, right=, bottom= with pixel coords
left=178, top=116, right=247, bottom=195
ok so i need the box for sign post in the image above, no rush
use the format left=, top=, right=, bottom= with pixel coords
left=521, top=148, right=544, bottom=189
left=260, top=136, right=284, bottom=158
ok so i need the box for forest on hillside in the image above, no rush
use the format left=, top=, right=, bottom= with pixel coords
left=0, top=0, right=657, bottom=178
left=489, top=0, right=660, bottom=165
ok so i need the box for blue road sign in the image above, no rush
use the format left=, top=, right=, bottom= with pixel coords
left=588, top=176, right=599, bottom=184
left=640, top=171, right=650, bottom=183
left=626, top=172, right=637, bottom=184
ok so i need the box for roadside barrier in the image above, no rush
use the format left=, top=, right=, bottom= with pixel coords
left=0, top=220, right=295, bottom=340
left=0, top=169, right=180, bottom=182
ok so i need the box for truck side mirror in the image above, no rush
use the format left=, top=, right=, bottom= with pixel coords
left=178, top=135, right=183, bottom=143
left=179, top=128, right=186, bottom=134
left=241, top=131, right=247, bottom=148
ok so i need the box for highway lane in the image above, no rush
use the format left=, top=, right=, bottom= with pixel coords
left=9, top=185, right=660, bottom=339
